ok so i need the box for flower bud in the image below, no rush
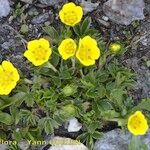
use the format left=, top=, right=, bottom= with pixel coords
left=62, top=104, right=77, bottom=118
left=109, top=42, right=122, bottom=53
left=62, top=84, right=77, bottom=97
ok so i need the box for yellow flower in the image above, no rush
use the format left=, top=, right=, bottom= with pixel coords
left=128, top=111, right=149, bottom=136
left=76, top=36, right=100, bottom=66
left=24, top=38, right=52, bottom=66
left=58, top=38, right=77, bottom=60
left=109, top=43, right=122, bottom=53
left=0, top=61, right=20, bottom=95
left=59, top=2, right=83, bottom=26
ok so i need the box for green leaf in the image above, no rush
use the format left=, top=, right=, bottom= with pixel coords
left=73, top=25, right=81, bottom=36
left=0, top=92, right=26, bottom=110
left=10, top=107, right=20, bottom=125
left=131, top=98, right=150, bottom=112
left=102, top=110, right=120, bottom=119
left=20, top=24, right=28, bottom=34
left=92, top=131, right=102, bottom=139
left=128, top=136, right=148, bottom=150
left=44, top=119, right=54, bottom=134
left=94, top=100, right=113, bottom=112
left=97, top=71, right=109, bottom=83
left=44, top=62, right=58, bottom=73
left=0, top=112, right=13, bottom=125
left=110, top=88, right=125, bottom=109
left=0, top=130, right=6, bottom=140
left=87, top=121, right=100, bottom=133
left=77, top=132, right=88, bottom=143
left=80, top=17, right=91, bottom=35
left=12, top=130, right=22, bottom=141
left=50, top=52, right=60, bottom=67
left=24, top=93, right=35, bottom=107
left=43, top=26, right=59, bottom=40
left=86, top=85, right=106, bottom=99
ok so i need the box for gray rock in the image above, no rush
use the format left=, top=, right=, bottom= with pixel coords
left=124, top=58, right=150, bottom=99
left=38, top=0, right=67, bottom=8
left=103, top=0, right=145, bottom=25
left=0, top=0, right=10, bottom=17
left=18, top=140, right=30, bottom=150
left=94, top=129, right=150, bottom=150
left=0, top=145, right=8, bottom=150
left=31, top=12, right=52, bottom=24
left=1, top=39, right=15, bottom=49
left=96, top=18, right=110, bottom=27
left=66, top=118, right=82, bottom=132
left=80, top=0, right=99, bottom=14
left=48, top=137, right=88, bottom=150
left=20, top=0, right=33, bottom=4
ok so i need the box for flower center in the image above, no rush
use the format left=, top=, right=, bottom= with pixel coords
left=64, top=11, right=78, bottom=24
left=65, top=42, right=75, bottom=54
left=0, top=71, right=15, bottom=88
left=79, top=45, right=92, bottom=60
left=31, top=45, right=48, bottom=60
left=130, top=115, right=142, bottom=129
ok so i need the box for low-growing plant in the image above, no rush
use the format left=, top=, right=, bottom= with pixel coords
left=0, top=2, right=149, bottom=150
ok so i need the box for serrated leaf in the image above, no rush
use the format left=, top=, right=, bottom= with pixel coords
left=43, top=26, right=59, bottom=40
left=131, top=98, right=150, bottom=112
left=0, top=112, right=13, bottom=125
left=12, top=131, right=22, bottom=141
left=0, top=92, right=26, bottom=110
left=86, top=85, right=106, bottom=99
left=94, top=100, right=113, bottom=112
left=110, top=88, right=125, bottom=109
left=44, top=119, right=54, bottom=134
left=20, top=24, right=28, bottom=34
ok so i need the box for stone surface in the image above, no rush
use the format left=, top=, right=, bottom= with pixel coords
left=31, top=12, right=51, bottom=24
left=66, top=118, right=82, bottom=132
left=80, top=0, right=99, bottom=14
left=103, top=0, right=145, bottom=25
left=124, top=58, right=150, bottom=99
left=0, top=145, right=7, bottom=150
left=94, top=129, right=150, bottom=150
left=20, top=0, right=33, bottom=4
left=0, top=0, right=10, bottom=17
left=38, top=0, right=67, bottom=8
left=18, top=140, right=30, bottom=150
left=121, top=14, right=150, bottom=100
left=48, top=137, right=88, bottom=150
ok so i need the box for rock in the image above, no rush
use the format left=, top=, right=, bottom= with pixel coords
left=1, top=39, right=15, bottom=50
left=80, top=0, right=99, bottom=14
left=0, top=0, right=10, bottom=17
left=145, top=2, right=150, bottom=15
left=0, top=145, right=8, bottom=150
left=102, top=16, right=109, bottom=21
left=38, top=0, right=67, bottom=9
left=94, top=129, right=150, bottom=150
left=38, top=0, right=58, bottom=6
left=103, top=0, right=145, bottom=25
left=20, top=0, right=33, bottom=4
left=31, top=12, right=52, bottom=24
left=48, top=137, right=88, bottom=150
left=96, top=18, right=110, bottom=27
left=18, top=140, right=30, bottom=150
left=66, top=118, right=82, bottom=132
left=124, top=58, right=150, bottom=99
